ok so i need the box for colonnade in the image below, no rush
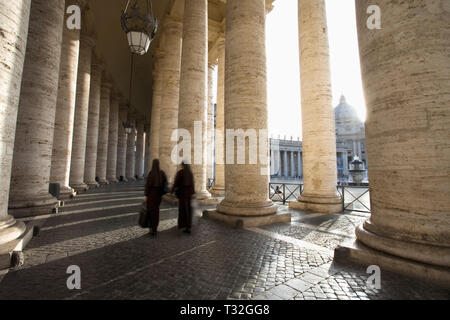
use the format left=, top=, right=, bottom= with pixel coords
left=270, top=149, right=302, bottom=179
left=1, top=0, right=147, bottom=226
left=0, top=0, right=448, bottom=284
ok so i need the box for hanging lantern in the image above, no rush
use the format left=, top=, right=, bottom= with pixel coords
left=121, top=0, right=158, bottom=55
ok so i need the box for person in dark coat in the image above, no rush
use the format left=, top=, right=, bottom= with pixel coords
left=172, top=162, right=195, bottom=234
left=145, top=159, right=168, bottom=237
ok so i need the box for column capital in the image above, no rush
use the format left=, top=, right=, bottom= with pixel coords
left=119, top=103, right=129, bottom=113
left=101, top=72, right=114, bottom=89
left=208, top=62, right=216, bottom=70
left=101, top=81, right=113, bottom=91
left=216, top=36, right=225, bottom=49
left=80, top=2, right=97, bottom=38
left=135, top=117, right=145, bottom=129
left=91, top=55, right=104, bottom=73
left=208, top=35, right=224, bottom=64
left=111, top=89, right=122, bottom=102
left=80, top=34, right=96, bottom=48
left=163, top=15, right=183, bottom=35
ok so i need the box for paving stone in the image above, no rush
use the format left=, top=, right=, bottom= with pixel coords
left=298, top=272, right=326, bottom=285
left=266, top=284, right=299, bottom=300
left=0, top=181, right=447, bottom=300
left=253, top=292, right=283, bottom=300
left=285, top=278, right=312, bottom=292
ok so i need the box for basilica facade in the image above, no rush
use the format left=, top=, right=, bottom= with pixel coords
left=269, top=95, right=367, bottom=182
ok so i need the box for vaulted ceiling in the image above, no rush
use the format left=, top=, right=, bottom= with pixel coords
left=85, top=0, right=273, bottom=123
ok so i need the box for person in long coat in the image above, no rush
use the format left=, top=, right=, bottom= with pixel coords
left=172, top=162, right=195, bottom=234
left=145, top=159, right=168, bottom=237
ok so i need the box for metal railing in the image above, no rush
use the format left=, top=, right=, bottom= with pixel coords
left=269, top=183, right=303, bottom=204
left=338, top=185, right=371, bottom=213
left=209, top=180, right=371, bottom=213
left=269, top=182, right=371, bottom=213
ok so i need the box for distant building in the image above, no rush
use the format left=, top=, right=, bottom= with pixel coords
left=270, top=137, right=302, bottom=180
left=270, top=95, right=367, bottom=182
left=334, top=95, right=367, bottom=181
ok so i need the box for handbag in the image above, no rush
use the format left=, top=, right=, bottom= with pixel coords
left=138, top=201, right=148, bottom=228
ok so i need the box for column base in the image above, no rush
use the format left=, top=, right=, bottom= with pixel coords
left=210, top=186, right=225, bottom=196
left=356, top=222, right=450, bottom=268
left=196, top=197, right=220, bottom=206
left=126, top=177, right=136, bottom=182
left=98, top=179, right=109, bottom=185
left=217, top=200, right=278, bottom=216
left=334, top=234, right=450, bottom=289
left=58, top=186, right=77, bottom=200
left=108, top=178, right=118, bottom=184
left=289, top=193, right=342, bottom=214
left=0, top=216, right=26, bottom=246
left=194, top=190, right=212, bottom=200
left=87, top=182, right=100, bottom=189
left=8, top=193, right=59, bottom=219
left=0, top=218, right=36, bottom=270
left=71, top=183, right=89, bottom=193
left=203, top=209, right=290, bottom=229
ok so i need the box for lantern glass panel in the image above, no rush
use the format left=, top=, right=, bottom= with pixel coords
left=127, top=31, right=150, bottom=55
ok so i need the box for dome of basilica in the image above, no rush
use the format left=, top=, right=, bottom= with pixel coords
left=334, top=95, right=361, bottom=122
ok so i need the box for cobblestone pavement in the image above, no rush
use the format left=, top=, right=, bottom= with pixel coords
left=0, top=181, right=448, bottom=300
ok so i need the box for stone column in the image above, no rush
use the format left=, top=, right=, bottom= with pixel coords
left=289, top=151, right=292, bottom=177
left=283, top=151, right=288, bottom=177
left=0, top=0, right=30, bottom=246
left=159, top=17, right=183, bottom=184
left=178, top=0, right=210, bottom=199
left=290, top=151, right=295, bottom=177
left=116, top=104, right=128, bottom=182
left=272, top=146, right=279, bottom=177
left=357, top=140, right=362, bottom=159
left=277, top=150, right=281, bottom=177
left=106, top=92, right=120, bottom=183
left=135, top=119, right=145, bottom=179
left=50, top=0, right=81, bottom=200
left=70, top=34, right=96, bottom=192
left=337, top=1, right=450, bottom=282
left=96, top=80, right=111, bottom=185
left=212, top=0, right=284, bottom=226
left=289, top=0, right=342, bottom=213
left=125, top=113, right=136, bottom=181
left=144, top=122, right=150, bottom=177
left=343, top=151, right=348, bottom=179
left=270, top=149, right=275, bottom=176
left=149, top=50, right=163, bottom=166
left=211, top=38, right=225, bottom=195
left=206, top=63, right=216, bottom=181
left=9, top=0, right=65, bottom=218
left=298, top=151, right=302, bottom=178
left=287, top=151, right=290, bottom=177
left=84, top=57, right=103, bottom=188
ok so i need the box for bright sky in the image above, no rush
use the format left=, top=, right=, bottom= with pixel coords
left=266, top=0, right=366, bottom=139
